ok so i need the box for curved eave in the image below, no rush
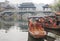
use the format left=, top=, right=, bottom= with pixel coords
left=18, top=7, right=36, bottom=8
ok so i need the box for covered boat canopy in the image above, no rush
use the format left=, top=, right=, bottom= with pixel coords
left=28, top=12, right=55, bottom=18
left=55, top=12, right=60, bottom=16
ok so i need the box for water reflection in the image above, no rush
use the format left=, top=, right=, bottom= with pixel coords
left=0, top=25, right=28, bottom=41
left=0, top=23, right=28, bottom=33
left=0, top=16, right=28, bottom=40
left=8, top=26, right=22, bottom=32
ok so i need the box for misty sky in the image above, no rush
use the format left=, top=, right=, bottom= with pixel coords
left=0, top=0, right=54, bottom=4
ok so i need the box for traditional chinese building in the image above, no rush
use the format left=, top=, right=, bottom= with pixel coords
left=0, top=0, right=9, bottom=12
left=0, top=0, right=17, bottom=25
left=18, top=2, right=36, bottom=21
left=42, top=4, right=54, bottom=16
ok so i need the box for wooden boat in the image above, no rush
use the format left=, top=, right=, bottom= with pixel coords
left=28, top=17, right=47, bottom=38
left=44, top=16, right=60, bottom=29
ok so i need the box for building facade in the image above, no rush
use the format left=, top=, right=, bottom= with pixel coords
left=18, top=2, right=36, bottom=21
left=0, top=1, right=54, bottom=26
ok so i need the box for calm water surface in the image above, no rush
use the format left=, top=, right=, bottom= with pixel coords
left=0, top=26, right=28, bottom=41
left=0, top=26, right=60, bottom=41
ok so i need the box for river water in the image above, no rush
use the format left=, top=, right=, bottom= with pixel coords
left=0, top=25, right=60, bottom=41
left=0, top=26, right=28, bottom=41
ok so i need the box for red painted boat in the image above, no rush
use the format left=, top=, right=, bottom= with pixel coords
left=28, top=17, right=47, bottom=38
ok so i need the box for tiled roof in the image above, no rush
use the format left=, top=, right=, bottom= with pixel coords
left=4, top=5, right=14, bottom=9
left=18, top=2, right=36, bottom=8
left=2, top=12, right=13, bottom=16
left=43, top=4, right=50, bottom=8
